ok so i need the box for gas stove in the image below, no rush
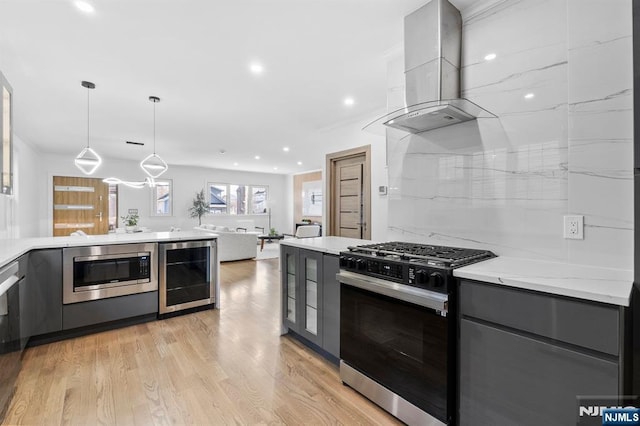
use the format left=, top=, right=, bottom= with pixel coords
left=339, top=241, right=496, bottom=294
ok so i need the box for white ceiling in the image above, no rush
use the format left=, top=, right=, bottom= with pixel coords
left=0, top=0, right=480, bottom=175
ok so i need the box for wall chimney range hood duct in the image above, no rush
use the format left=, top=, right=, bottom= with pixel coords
left=364, top=0, right=495, bottom=134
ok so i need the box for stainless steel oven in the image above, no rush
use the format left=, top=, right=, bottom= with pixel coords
left=63, top=243, right=158, bottom=304
left=338, top=270, right=451, bottom=426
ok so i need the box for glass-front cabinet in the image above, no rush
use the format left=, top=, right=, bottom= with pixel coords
left=0, top=70, right=12, bottom=195
left=281, top=246, right=323, bottom=346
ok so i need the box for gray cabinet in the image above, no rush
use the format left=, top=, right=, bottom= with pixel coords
left=27, top=250, right=63, bottom=336
left=17, top=249, right=63, bottom=343
left=322, top=254, right=340, bottom=358
left=62, top=291, right=158, bottom=330
left=458, top=279, right=622, bottom=426
left=281, top=246, right=341, bottom=358
left=281, top=246, right=323, bottom=346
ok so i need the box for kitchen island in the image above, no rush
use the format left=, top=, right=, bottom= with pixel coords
left=0, top=231, right=220, bottom=422
left=0, top=231, right=219, bottom=269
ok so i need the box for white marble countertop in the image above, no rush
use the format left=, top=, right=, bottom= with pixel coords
left=454, top=256, right=634, bottom=306
left=280, top=236, right=375, bottom=256
left=281, top=238, right=634, bottom=306
left=0, top=231, right=217, bottom=269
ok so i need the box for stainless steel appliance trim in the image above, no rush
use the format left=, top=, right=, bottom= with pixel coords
left=159, top=239, right=217, bottom=315
left=340, top=360, right=445, bottom=426
left=74, top=252, right=151, bottom=262
left=336, top=270, right=447, bottom=311
left=63, top=243, right=158, bottom=304
left=0, top=262, right=19, bottom=315
left=0, top=262, right=19, bottom=296
left=73, top=278, right=150, bottom=292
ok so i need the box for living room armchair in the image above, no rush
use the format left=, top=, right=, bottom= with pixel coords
left=284, top=224, right=321, bottom=239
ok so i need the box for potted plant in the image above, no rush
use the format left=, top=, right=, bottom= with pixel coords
left=189, top=189, right=208, bottom=226
left=269, top=227, right=278, bottom=236
left=121, top=214, right=139, bottom=233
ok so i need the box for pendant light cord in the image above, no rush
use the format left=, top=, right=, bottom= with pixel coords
left=153, top=100, right=156, bottom=155
left=86, top=86, right=90, bottom=148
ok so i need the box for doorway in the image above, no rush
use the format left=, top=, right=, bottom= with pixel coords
left=326, top=145, right=371, bottom=240
left=52, top=176, right=110, bottom=236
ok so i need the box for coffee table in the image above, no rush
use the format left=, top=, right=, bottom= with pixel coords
left=258, top=234, right=284, bottom=251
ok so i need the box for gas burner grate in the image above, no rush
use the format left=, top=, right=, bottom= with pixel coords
left=348, top=241, right=495, bottom=268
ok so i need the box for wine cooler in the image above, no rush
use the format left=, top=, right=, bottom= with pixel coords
left=159, top=240, right=217, bottom=315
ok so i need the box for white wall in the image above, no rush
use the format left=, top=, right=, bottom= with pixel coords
left=0, top=135, right=42, bottom=238
left=41, top=153, right=290, bottom=236
left=304, top=118, right=388, bottom=242
left=386, top=0, right=633, bottom=269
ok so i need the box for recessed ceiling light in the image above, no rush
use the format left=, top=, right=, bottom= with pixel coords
left=74, top=1, right=95, bottom=13
left=273, top=167, right=278, bottom=171
left=219, top=149, right=226, bottom=154
left=249, top=62, right=264, bottom=75
left=524, top=93, right=535, bottom=99
left=484, top=53, right=497, bottom=61
left=254, top=155, right=260, bottom=160
left=283, top=147, right=289, bottom=152
left=344, top=97, right=355, bottom=106
left=297, top=161, right=302, bottom=166
left=233, top=162, right=239, bottom=166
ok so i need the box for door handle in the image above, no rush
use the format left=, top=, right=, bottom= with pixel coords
left=96, top=195, right=103, bottom=222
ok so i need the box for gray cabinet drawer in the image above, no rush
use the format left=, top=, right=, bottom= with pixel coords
left=459, top=280, right=619, bottom=355
left=459, top=318, right=618, bottom=426
left=63, top=291, right=158, bottom=330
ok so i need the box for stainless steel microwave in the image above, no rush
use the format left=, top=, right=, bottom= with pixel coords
left=63, top=243, right=158, bottom=304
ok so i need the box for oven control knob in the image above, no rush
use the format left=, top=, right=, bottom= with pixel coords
left=356, top=259, right=366, bottom=270
left=339, top=256, right=348, bottom=267
left=347, top=257, right=357, bottom=268
left=415, top=269, right=428, bottom=284
left=430, top=272, right=444, bottom=287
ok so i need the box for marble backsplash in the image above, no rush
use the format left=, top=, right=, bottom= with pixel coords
left=386, top=0, right=633, bottom=270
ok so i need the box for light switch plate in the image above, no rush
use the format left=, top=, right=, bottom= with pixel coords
left=563, top=215, right=584, bottom=239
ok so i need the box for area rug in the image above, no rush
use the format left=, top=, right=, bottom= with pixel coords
left=255, top=242, right=280, bottom=260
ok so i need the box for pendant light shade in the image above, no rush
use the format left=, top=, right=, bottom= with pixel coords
left=75, top=81, right=102, bottom=175
left=140, top=96, right=168, bottom=178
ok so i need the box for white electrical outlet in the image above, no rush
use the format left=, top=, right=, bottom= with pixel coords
left=563, top=215, right=584, bottom=239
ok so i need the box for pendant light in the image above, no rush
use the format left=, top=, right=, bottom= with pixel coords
left=74, top=81, right=102, bottom=175
left=140, top=96, right=168, bottom=178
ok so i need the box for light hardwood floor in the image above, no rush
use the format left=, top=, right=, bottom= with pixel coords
left=3, top=258, right=401, bottom=425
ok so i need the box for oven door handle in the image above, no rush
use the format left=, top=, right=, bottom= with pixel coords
left=337, top=271, right=448, bottom=312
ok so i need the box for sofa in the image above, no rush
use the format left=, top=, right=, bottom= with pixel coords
left=194, top=225, right=259, bottom=262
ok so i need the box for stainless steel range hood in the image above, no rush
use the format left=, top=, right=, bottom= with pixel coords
left=365, top=0, right=495, bottom=134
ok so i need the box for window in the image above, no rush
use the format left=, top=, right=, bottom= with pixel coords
left=250, top=186, right=267, bottom=214
left=151, top=180, right=172, bottom=216
left=208, top=183, right=268, bottom=215
left=209, top=184, right=227, bottom=214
